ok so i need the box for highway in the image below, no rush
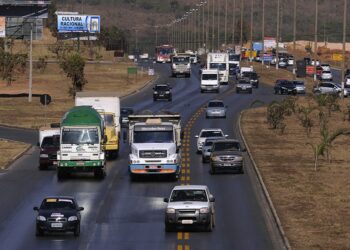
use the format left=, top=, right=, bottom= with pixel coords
left=0, top=62, right=285, bottom=250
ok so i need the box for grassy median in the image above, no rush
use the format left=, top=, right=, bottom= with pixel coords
left=0, top=139, right=29, bottom=170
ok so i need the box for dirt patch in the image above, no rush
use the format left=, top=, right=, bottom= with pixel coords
left=241, top=95, right=350, bottom=249
left=0, top=139, right=29, bottom=170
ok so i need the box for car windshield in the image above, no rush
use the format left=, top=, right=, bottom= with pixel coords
left=281, top=82, right=295, bottom=87
left=242, top=72, right=257, bottom=79
left=170, top=189, right=208, bottom=202
left=155, top=85, right=169, bottom=91
left=62, top=128, right=99, bottom=145
left=204, top=140, right=215, bottom=146
left=40, top=198, right=76, bottom=210
left=213, top=141, right=240, bottom=151
left=41, top=135, right=60, bottom=148
left=103, top=114, right=114, bottom=126
left=200, top=130, right=224, bottom=137
left=323, top=71, right=331, bottom=74
left=134, top=131, right=173, bottom=143
left=208, top=101, right=224, bottom=108
left=158, top=48, right=173, bottom=55
left=173, top=57, right=189, bottom=63
left=293, top=81, right=304, bottom=86
left=209, top=63, right=227, bottom=70
left=202, top=74, right=217, bottom=80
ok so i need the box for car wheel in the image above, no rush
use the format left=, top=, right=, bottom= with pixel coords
left=153, top=98, right=157, bottom=102
left=169, top=98, right=172, bottom=102
left=210, top=166, right=216, bottom=175
left=216, top=89, right=219, bottom=93
left=165, top=223, right=175, bottom=232
left=130, top=173, right=139, bottom=182
left=205, top=215, right=213, bottom=232
left=74, top=223, right=80, bottom=237
left=240, top=167, right=244, bottom=174
left=39, top=164, right=48, bottom=171
left=200, top=89, right=204, bottom=93
left=236, top=89, right=239, bottom=94
left=57, top=168, right=66, bottom=181
left=36, top=226, right=44, bottom=237
left=94, top=169, right=105, bottom=179
left=202, top=157, right=206, bottom=163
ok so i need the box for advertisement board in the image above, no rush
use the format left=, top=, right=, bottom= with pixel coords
left=57, top=15, right=100, bottom=33
left=0, top=17, right=5, bottom=38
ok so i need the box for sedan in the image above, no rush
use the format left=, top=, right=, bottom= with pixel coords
left=195, top=128, right=227, bottom=152
left=34, top=196, right=84, bottom=236
left=236, top=78, right=253, bottom=94
left=153, top=83, right=172, bottom=101
left=320, top=63, right=331, bottom=72
left=205, top=100, right=227, bottom=119
left=313, top=82, right=348, bottom=97
left=320, top=70, right=333, bottom=81
left=292, top=80, right=306, bottom=94
left=274, top=80, right=297, bottom=95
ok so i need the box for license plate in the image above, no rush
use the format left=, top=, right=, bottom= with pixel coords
left=223, top=163, right=232, bottom=167
left=182, top=220, right=193, bottom=225
left=51, top=223, right=63, bottom=228
left=76, top=161, right=84, bottom=166
left=242, top=86, right=246, bottom=89
left=149, top=165, right=159, bottom=169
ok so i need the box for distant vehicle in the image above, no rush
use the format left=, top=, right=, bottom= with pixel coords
left=171, top=54, right=191, bottom=77
left=236, top=78, right=253, bottom=94
left=38, top=128, right=60, bottom=170
left=287, top=56, right=294, bottom=66
left=228, top=53, right=240, bottom=76
left=313, top=82, right=348, bottom=97
left=207, top=53, right=229, bottom=84
left=202, top=137, right=226, bottom=163
left=304, top=57, right=311, bottom=65
left=200, top=69, right=220, bottom=93
left=346, top=75, right=350, bottom=87
left=120, top=107, right=134, bottom=128
left=153, top=83, right=172, bottom=101
left=163, top=185, right=216, bottom=232
left=292, top=80, right=306, bottom=94
left=320, top=63, right=331, bottom=72
left=237, top=66, right=253, bottom=79
left=33, top=196, right=84, bottom=237
left=274, top=80, right=297, bottom=95
left=205, top=100, right=227, bottom=119
left=241, top=71, right=259, bottom=88
left=155, top=44, right=175, bottom=63
left=311, top=59, right=320, bottom=66
left=195, top=128, right=227, bottom=152
left=344, top=69, right=350, bottom=77
left=320, top=70, right=333, bottom=81
left=189, top=53, right=198, bottom=64
left=278, top=58, right=288, bottom=68
left=209, top=139, right=246, bottom=174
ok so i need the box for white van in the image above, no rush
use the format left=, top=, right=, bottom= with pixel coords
left=201, top=69, right=220, bottom=93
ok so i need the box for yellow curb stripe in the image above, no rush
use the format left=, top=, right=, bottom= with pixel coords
left=177, top=232, right=183, bottom=240
left=184, top=232, right=190, bottom=240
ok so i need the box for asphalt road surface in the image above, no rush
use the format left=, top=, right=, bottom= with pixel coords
left=0, top=61, right=285, bottom=250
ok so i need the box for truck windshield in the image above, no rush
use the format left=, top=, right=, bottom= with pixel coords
left=62, top=128, right=99, bottom=145
left=134, top=131, right=173, bottom=143
left=173, top=57, right=189, bottom=63
left=202, top=74, right=217, bottom=80
left=170, top=189, right=208, bottom=202
left=209, top=63, right=227, bottom=70
left=229, top=54, right=240, bottom=61
left=104, top=114, right=114, bottom=126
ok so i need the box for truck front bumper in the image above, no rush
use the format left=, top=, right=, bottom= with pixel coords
left=129, top=164, right=180, bottom=175
left=104, top=143, right=119, bottom=151
left=58, top=160, right=104, bottom=169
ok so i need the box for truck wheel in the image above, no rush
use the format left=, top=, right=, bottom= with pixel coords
left=74, top=224, right=80, bottom=237
left=94, top=169, right=105, bottom=179
left=57, top=169, right=66, bottom=180
left=39, top=164, right=48, bottom=171
left=130, top=173, right=139, bottom=182
left=210, top=167, right=216, bottom=175
left=249, top=89, right=252, bottom=94
left=200, top=89, right=204, bottom=93
left=36, top=226, right=44, bottom=236
left=165, top=223, right=175, bottom=232
left=216, top=89, right=219, bottom=93
left=205, top=216, right=213, bottom=232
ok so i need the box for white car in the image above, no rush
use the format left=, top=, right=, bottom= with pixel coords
left=320, top=70, right=333, bottom=81
left=287, top=56, right=294, bottom=66
left=311, top=59, right=320, bottom=66
left=195, top=128, right=227, bottom=153
left=320, top=63, right=331, bottom=72
left=346, top=75, right=350, bottom=87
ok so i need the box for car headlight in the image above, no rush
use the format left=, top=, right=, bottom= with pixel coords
left=154, top=91, right=158, bottom=94
left=165, top=91, right=170, bottom=94
left=199, top=207, right=209, bottom=213
left=37, top=215, right=46, bottom=221
left=68, top=216, right=78, bottom=221
left=211, top=156, right=220, bottom=161
left=167, top=208, right=176, bottom=214
left=40, top=154, right=49, bottom=158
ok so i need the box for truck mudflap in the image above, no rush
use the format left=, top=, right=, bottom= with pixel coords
left=58, top=160, right=104, bottom=168
left=129, top=164, right=180, bottom=175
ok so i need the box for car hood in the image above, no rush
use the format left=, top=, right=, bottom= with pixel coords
left=38, top=209, right=77, bottom=218
left=211, top=151, right=242, bottom=157
left=168, top=201, right=209, bottom=210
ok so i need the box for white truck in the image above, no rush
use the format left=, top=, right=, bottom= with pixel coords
left=75, top=92, right=121, bottom=158
left=128, top=112, right=182, bottom=181
left=200, top=69, right=220, bottom=93
left=207, top=53, right=229, bottom=84
left=171, top=54, right=191, bottom=78
left=228, top=53, right=240, bottom=76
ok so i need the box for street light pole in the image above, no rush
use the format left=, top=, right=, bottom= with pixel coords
left=342, top=0, right=347, bottom=98
left=276, top=0, right=280, bottom=70
left=29, top=23, right=33, bottom=102
left=293, top=0, right=296, bottom=51
left=313, top=0, right=318, bottom=82
left=212, top=0, right=215, bottom=51
left=217, top=0, right=221, bottom=50
left=250, top=0, right=253, bottom=62
left=225, top=0, right=228, bottom=46
left=207, top=0, right=210, bottom=51
left=262, top=0, right=265, bottom=67
left=240, top=0, right=243, bottom=48
left=232, top=0, right=236, bottom=45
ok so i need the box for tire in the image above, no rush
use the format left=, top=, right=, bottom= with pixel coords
left=94, top=169, right=105, bottom=179
left=210, top=166, right=216, bottom=175
left=240, top=167, right=244, bottom=174
left=36, top=226, right=44, bottom=236
left=57, top=168, right=66, bottom=181
left=130, top=173, right=138, bottom=182
left=165, top=223, right=175, bottom=232
left=279, top=89, right=282, bottom=95
left=236, top=89, right=240, bottom=94
left=216, top=89, right=219, bottom=93
left=200, top=89, right=204, bottom=93
left=153, top=98, right=157, bottom=102
left=74, top=223, right=80, bottom=237
left=169, top=97, right=172, bottom=102
left=39, top=164, right=48, bottom=171
left=202, top=157, right=206, bottom=163
left=205, top=215, right=213, bottom=232
left=249, top=89, right=252, bottom=94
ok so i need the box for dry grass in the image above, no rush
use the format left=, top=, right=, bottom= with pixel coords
left=241, top=94, right=350, bottom=249
left=0, top=139, right=29, bottom=170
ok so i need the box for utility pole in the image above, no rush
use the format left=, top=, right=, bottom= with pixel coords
left=207, top=0, right=210, bottom=52
left=29, top=23, right=33, bottom=102
left=342, top=0, right=347, bottom=98
left=250, top=0, right=253, bottom=62
left=212, top=0, right=215, bottom=51
left=262, top=0, right=265, bottom=67
left=232, top=0, right=236, bottom=45
left=240, top=0, right=243, bottom=48
left=155, top=26, right=158, bottom=47
left=202, top=2, right=205, bottom=48
left=225, top=0, right=228, bottom=46
left=276, top=0, right=280, bottom=70
left=313, top=0, right=318, bottom=82
left=293, top=0, right=296, bottom=51
left=217, top=0, right=220, bottom=50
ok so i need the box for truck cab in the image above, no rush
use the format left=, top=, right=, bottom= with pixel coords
left=171, top=54, right=191, bottom=78
left=207, top=53, right=229, bottom=84
left=200, top=69, right=220, bottom=93
left=128, top=112, right=181, bottom=181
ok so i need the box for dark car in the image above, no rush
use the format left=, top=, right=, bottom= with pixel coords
left=274, top=80, right=297, bottom=95
left=39, top=135, right=60, bottom=170
left=345, top=69, right=350, bottom=77
left=153, top=84, right=172, bottom=101
left=34, top=196, right=84, bottom=236
left=242, top=71, right=259, bottom=88
left=209, top=139, right=246, bottom=174
left=120, top=107, right=134, bottom=128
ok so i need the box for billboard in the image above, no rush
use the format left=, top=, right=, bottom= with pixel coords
left=57, top=15, right=100, bottom=33
left=0, top=17, right=5, bottom=37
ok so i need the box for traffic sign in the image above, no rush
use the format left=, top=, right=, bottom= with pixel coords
left=332, top=54, right=343, bottom=61
left=40, top=94, right=51, bottom=105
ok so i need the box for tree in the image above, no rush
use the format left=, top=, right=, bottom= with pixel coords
left=60, top=53, right=87, bottom=97
left=0, top=51, right=27, bottom=86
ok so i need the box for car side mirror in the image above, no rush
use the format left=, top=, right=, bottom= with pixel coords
left=163, top=198, right=169, bottom=203
left=78, top=207, right=84, bottom=211
left=33, top=206, right=39, bottom=211
left=209, top=197, right=215, bottom=202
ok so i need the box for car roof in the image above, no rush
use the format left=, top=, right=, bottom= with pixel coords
left=213, top=139, right=239, bottom=143
left=42, top=196, right=75, bottom=201
left=173, top=185, right=208, bottom=190
left=155, top=83, right=170, bottom=86
left=200, top=128, right=223, bottom=132
left=208, top=99, right=223, bottom=102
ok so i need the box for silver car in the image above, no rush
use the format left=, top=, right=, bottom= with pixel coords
left=195, top=128, right=227, bottom=152
left=205, top=100, right=227, bottom=118
left=201, top=137, right=226, bottom=163
left=292, top=80, right=306, bottom=94
left=313, top=82, right=348, bottom=97
left=164, top=185, right=215, bottom=232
